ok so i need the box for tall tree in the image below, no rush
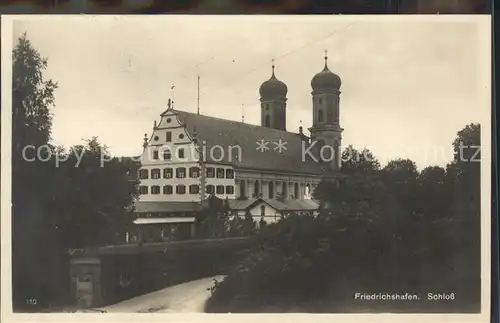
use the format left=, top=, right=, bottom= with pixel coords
left=447, top=123, right=481, bottom=221
left=12, top=33, right=60, bottom=310
left=48, top=138, right=139, bottom=248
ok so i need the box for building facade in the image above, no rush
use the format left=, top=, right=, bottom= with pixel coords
left=132, top=54, right=344, bottom=241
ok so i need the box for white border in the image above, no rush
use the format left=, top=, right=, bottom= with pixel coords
left=0, top=14, right=492, bottom=323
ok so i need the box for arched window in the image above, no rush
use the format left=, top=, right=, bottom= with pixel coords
left=254, top=180, right=260, bottom=197
left=294, top=183, right=299, bottom=199
left=265, top=114, right=271, bottom=127
left=163, top=149, right=171, bottom=160
left=268, top=181, right=274, bottom=199
left=239, top=180, right=246, bottom=198
left=318, top=109, right=324, bottom=123
left=282, top=182, right=288, bottom=199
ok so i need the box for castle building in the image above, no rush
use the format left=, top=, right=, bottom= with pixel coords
left=132, top=54, right=344, bottom=242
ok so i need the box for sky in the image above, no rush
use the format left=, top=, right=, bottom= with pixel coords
left=12, top=16, right=490, bottom=170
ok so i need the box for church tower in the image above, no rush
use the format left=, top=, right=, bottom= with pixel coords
left=308, top=51, right=343, bottom=170
left=259, top=61, right=287, bottom=131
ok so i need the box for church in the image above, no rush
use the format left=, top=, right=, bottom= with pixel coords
left=131, top=53, right=345, bottom=242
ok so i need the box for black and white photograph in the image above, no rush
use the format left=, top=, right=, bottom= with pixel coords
left=0, top=14, right=491, bottom=322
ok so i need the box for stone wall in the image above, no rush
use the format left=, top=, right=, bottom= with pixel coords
left=69, top=237, right=255, bottom=308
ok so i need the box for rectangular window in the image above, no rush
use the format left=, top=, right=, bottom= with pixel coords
left=163, top=150, right=171, bottom=160
left=206, top=167, right=215, bottom=178
left=225, top=169, right=234, bottom=179
left=206, top=185, right=215, bottom=194
left=151, top=169, right=161, bottom=179
left=163, top=168, right=173, bottom=179
left=189, top=185, right=200, bottom=194
left=153, top=149, right=159, bottom=160
left=163, top=185, right=173, bottom=194
left=190, top=167, right=200, bottom=178
left=151, top=185, right=160, bottom=194
left=225, top=185, right=234, bottom=195
left=176, top=167, right=186, bottom=178
left=139, top=186, right=148, bottom=195
left=216, top=185, right=224, bottom=194
left=178, top=148, right=185, bottom=159
left=176, top=185, right=186, bottom=194
left=216, top=168, right=224, bottom=178
left=139, top=169, right=149, bottom=179
left=166, top=131, right=172, bottom=142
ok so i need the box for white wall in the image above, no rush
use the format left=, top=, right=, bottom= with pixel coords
left=233, top=201, right=282, bottom=225
left=138, top=110, right=236, bottom=202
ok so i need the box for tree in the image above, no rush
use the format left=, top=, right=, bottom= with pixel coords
left=415, top=166, right=451, bottom=220
left=48, top=138, right=138, bottom=248
left=341, top=145, right=380, bottom=174
left=197, top=195, right=230, bottom=238
left=381, top=158, right=419, bottom=217
left=11, top=34, right=140, bottom=309
left=447, top=123, right=481, bottom=221
left=12, top=33, right=61, bottom=310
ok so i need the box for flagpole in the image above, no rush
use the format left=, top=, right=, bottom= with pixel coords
left=197, top=76, right=200, bottom=115
left=170, top=84, right=175, bottom=107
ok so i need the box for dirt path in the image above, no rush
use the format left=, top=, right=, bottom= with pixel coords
left=99, top=275, right=224, bottom=313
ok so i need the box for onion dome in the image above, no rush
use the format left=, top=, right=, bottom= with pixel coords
left=311, top=52, right=341, bottom=91
left=259, top=63, right=287, bottom=98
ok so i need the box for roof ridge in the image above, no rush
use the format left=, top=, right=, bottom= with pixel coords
left=173, top=109, right=302, bottom=136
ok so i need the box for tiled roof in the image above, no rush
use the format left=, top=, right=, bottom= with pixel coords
left=227, top=198, right=259, bottom=210
left=171, top=109, right=330, bottom=175
left=134, top=199, right=319, bottom=214
left=134, top=201, right=202, bottom=213
left=262, top=198, right=320, bottom=211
